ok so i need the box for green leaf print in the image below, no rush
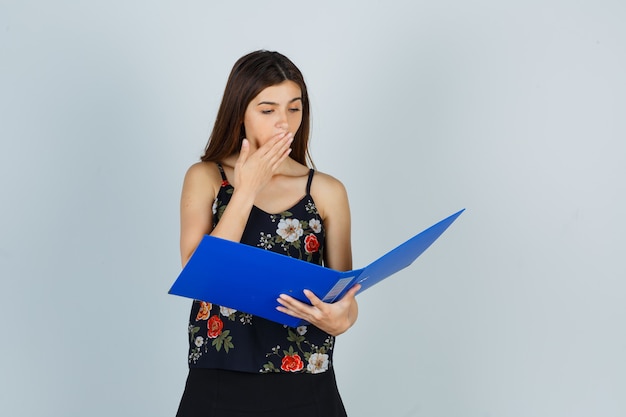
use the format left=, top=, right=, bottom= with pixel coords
left=287, top=328, right=305, bottom=344
left=262, top=362, right=279, bottom=373
left=212, top=330, right=234, bottom=352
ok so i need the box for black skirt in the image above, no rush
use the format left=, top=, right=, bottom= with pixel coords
left=176, top=368, right=347, bottom=417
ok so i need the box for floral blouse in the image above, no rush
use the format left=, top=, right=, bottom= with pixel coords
left=186, top=164, right=335, bottom=374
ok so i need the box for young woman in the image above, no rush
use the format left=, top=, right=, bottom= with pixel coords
left=176, top=50, right=360, bottom=417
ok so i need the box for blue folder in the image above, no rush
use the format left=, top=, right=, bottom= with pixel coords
left=169, top=209, right=464, bottom=327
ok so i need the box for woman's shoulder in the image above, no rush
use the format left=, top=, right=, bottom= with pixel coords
left=185, top=161, right=221, bottom=179
left=310, top=170, right=349, bottom=219
left=311, top=170, right=347, bottom=195
left=183, top=161, right=223, bottom=196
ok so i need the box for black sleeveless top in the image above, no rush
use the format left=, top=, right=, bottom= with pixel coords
left=186, top=164, right=335, bottom=374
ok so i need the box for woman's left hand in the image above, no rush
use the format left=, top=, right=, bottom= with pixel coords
left=276, top=284, right=361, bottom=336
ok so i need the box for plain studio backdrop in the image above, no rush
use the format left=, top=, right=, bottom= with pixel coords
left=1, top=1, right=624, bottom=416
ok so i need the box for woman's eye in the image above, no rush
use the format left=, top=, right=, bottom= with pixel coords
left=289, top=108, right=301, bottom=113
left=261, top=109, right=273, bottom=114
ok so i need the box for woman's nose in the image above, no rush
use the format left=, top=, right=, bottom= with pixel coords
left=275, top=116, right=288, bottom=131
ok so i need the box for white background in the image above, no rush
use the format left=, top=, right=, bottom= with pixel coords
left=1, top=1, right=625, bottom=416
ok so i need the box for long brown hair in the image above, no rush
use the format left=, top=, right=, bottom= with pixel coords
left=201, top=51, right=312, bottom=166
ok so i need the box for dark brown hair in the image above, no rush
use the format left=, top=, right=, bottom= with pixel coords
left=201, top=50, right=312, bottom=166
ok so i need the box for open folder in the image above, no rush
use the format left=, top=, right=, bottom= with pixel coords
left=169, top=209, right=464, bottom=327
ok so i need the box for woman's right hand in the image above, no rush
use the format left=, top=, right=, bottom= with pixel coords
left=233, top=132, right=293, bottom=196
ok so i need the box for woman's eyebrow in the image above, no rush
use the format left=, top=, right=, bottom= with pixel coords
left=257, top=97, right=302, bottom=106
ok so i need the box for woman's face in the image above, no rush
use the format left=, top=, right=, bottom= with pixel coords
left=243, top=80, right=303, bottom=148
